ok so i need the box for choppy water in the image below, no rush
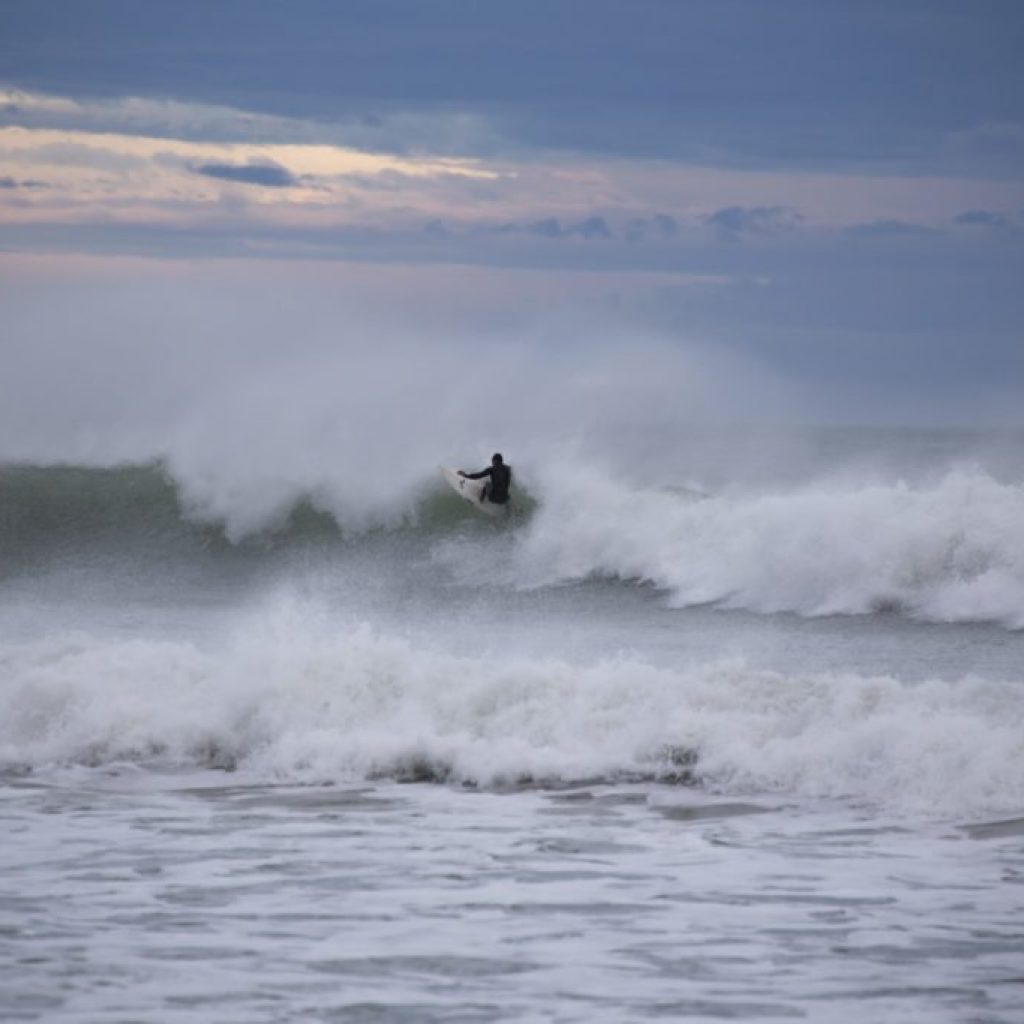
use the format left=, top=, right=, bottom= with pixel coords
left=4, top=773, right=1024, bottom=1023
left=2, top=431, right=1023, bottom=1021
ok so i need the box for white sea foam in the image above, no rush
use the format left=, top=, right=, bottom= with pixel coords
left=3, top=604, right=1022, bottom=817
left=496, top=463, right=1024, bottom=628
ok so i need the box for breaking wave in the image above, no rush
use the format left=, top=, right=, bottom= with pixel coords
left=502, top=462, right=1024, bottom=629
left=3, top=458, right=1024, bottom=628
left=2, top=608, right=1022, bottom=818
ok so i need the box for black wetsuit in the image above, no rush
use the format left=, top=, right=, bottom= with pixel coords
left=464, top=463, right=512, bottom=504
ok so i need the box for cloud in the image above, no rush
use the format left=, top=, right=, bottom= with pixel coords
left=953, top=209, right=1021, bottom=237
left=528, top=217, right=562, bottom=239
left=0, top=176, right=46, bottom=189
left=956, top=209, right=1009, bottom=228
left=569, top=216, right=612, bottom=240
left=422, top=219, right=448, bottom=239
left=5, top=102, right=1024, bottom=256
left=193, top=161, right=297, bottom=187
left=6, top=4, right=1021, bottom=175
left=0, top=87, right=503, bottom=159
left=625, top=214, right=679, bottom=242
left=706, top=205, right=803, bottom=241
left=843, top=219, right=936, bottom=239
left=475, top=216, right=614, bottom=241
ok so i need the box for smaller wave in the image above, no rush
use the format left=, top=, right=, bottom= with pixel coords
left=2, top=607, right=1022, bottom=818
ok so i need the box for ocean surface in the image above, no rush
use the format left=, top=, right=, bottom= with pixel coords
left=2, top=428, right=1023, bottom=1022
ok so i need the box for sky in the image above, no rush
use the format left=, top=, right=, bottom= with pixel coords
left=1, top=0, right=1023, bottom=437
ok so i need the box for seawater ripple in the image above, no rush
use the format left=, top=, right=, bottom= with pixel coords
left=2, top=776, right=1022, bottom=1023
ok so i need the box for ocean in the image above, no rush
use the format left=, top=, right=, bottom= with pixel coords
left=2, top=428, right=1023, bottom=1022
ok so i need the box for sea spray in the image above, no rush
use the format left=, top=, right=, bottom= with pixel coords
left=501, top=463, right=1024, bottom=628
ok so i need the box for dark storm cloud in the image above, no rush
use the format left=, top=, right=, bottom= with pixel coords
left=2, top=1, right=1023, bottom=172
left=193, top=162, right=297, bottom=187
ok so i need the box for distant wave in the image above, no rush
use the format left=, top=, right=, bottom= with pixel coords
left=2, top=611, right=1022, bottom=818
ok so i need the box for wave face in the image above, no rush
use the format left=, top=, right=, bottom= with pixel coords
left=3, top=456, right=1024, bottom=628
left=2, top=610, right=1022, bottom=817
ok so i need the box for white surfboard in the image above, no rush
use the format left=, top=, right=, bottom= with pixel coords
left=440, top=466, right=505, bottom=518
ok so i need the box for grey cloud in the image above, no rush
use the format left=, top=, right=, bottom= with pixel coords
left=485, top=216, right=613, bottom=240
left=3, top=2, right=1022, bottom=174
left=844, top=219, right=936, bottom=239
left=953, top=209, right=1022, bottom=237
left=4, top=205, right=1022, bottom=342
left=193, top=162, right=297, bottom=187
left=707, top=206, right=803, bottom=242
left=16, top=141, right=148, bottom=172
left=1, top=91, right=505, bottom=160
left=0, top=175, right=47, bottom=190
left=529, top=218, right=563, bottom=239
left=570, top=216, right=612, bottom=240
left=956, top=209, right=1009, bottom=227
left=626, top=214, right=679, bottom=242
left=518, top=216, right=612, bottom=240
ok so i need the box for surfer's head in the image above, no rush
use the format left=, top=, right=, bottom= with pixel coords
left=492, top=453, right=503, bottom=465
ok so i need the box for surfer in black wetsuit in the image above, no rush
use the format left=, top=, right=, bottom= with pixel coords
left=459, top=453, right=512, bottom=506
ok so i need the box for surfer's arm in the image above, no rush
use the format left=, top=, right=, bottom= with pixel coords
left=461, top=468, right=490, bottom=480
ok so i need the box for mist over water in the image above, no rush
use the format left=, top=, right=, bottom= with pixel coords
left=1, top=291, right=792, bottom=512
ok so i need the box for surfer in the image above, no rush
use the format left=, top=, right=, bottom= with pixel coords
left=459, top=453, right=512, bottom=506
